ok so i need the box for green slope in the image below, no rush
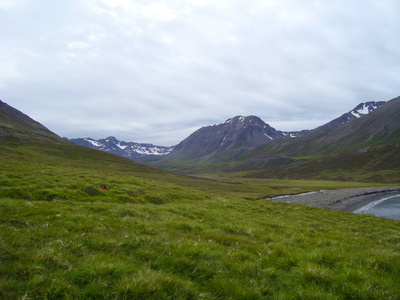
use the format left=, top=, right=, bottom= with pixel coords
left=1, top=139, right=400, bottom=298
left=0, top=141, right=212, bottom=204
left=0, top=100, right=65, bottom=142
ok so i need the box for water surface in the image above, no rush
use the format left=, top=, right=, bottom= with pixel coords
left=354, top=195, right=400, bottom=220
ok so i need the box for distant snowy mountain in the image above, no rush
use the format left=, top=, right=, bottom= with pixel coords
left=68, top=136, right=173, bottom=161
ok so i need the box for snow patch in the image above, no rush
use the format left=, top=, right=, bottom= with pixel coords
left=117, top=142, right=127, bottom=150
left=85, top=138, right=102, bottom=147
left=133, top=146, right=173, bottom=155
left=219, top=134, right=228, bottom=147
left=352, top=103, right=375, bottom=118
left=79, top=138, right=172, bottom=157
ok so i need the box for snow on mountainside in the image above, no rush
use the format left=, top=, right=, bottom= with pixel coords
left=315, top=101, right=386, bottom=132
left=168, top=115, right=294, bottom=159
left=350, top=101, right=385, bottom=118
left=68, top=136, right=173, bottom=161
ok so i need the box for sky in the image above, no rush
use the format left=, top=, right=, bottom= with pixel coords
left=1, top=0, right=399, bottom=146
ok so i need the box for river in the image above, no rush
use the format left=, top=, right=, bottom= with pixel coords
left=354, top=194, right=400, bottom=220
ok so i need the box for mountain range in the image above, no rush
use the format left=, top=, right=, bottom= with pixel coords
left=164, top=101, right=386, bottom=161
left=69, top=101, right=385, bottom=163
left=234, top=98, right=400, bottom=181
left=1, top=96, right=398, bottom=182
left=67, top=136, right=173, bottom=160
left=150, top=98, right=399, bottom=182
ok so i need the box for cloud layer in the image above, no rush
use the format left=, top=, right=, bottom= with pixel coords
left=1, top=0, right=399, bottom=145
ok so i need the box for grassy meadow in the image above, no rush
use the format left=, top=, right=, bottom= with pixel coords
left=1, top=142, right=400, bottom=298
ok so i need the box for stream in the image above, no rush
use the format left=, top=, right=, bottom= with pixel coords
left=354, top=194, right=400, bottom=220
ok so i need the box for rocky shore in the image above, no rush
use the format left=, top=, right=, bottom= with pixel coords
left=267, top=186, right=400, bottom=212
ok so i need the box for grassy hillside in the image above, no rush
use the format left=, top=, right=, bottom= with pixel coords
left=0, top=141, right=378, bottom=203
left=1, top=140, right=400, bottom=298
left=0, top=100, right=65, bottom=142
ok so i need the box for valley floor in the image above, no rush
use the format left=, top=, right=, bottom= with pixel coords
left=267, top=186, right=400, bottom=214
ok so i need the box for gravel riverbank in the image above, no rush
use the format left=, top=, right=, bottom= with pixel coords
left=267, top=186, right=400, bottom=212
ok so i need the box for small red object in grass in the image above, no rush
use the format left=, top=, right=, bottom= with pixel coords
left=97, top=187, right=108, bottom=191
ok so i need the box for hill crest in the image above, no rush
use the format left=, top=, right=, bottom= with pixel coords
left=0, top=100, right=65, bottom=143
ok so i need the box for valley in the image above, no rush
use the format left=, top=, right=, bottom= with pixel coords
left=67, top=99, right=399, bottom=183
left=1, top=98, right=400, bottom=298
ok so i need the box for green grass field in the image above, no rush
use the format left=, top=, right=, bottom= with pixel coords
left=1, top=142, right=400, bottom=298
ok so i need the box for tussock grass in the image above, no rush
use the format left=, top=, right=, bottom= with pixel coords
left=1, top=141, right=400, bottom=298
left=1, top=198, right=400, bottom=298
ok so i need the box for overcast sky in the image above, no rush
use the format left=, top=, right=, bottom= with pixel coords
left=1, top=0, right=399, bottom=146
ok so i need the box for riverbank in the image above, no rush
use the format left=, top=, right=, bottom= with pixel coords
left=267, top=186, right=400, bottom=212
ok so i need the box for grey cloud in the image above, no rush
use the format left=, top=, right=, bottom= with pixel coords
left=1, top=0, right=399, bottom=145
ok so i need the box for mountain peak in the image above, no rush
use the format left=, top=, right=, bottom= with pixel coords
left=105, top=136, right=119, bottom=143
left=315, top=100, right=386, bottom=133
left=350, top=101, right=385, bottom=118
left=169, top=115, right=286, bottom=159
left=225, top=115, right=263, bottom=125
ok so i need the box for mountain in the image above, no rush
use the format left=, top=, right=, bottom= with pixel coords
left=167, top=115, right=304, bottom=160
left=0, top=100, right=65, bottom=143
left=68, top=136, right=173, bottom=160
left=247, top=100, right=391, bottom=157
left=68, top=101, right=385, bottom=166
left=150, top=99, right=397, bottom=180
left=241, top=97, right=400, bottom=182
left=312, top=100, right=397, bottom=153
left=311, top=101, right=386, bottom=134
left=155, top=101, right=384, bottom=162
left=1, top=96, right=397, bottom=184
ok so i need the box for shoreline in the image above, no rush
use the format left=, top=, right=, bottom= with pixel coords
left=267, top=186, right=400, bottom=213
